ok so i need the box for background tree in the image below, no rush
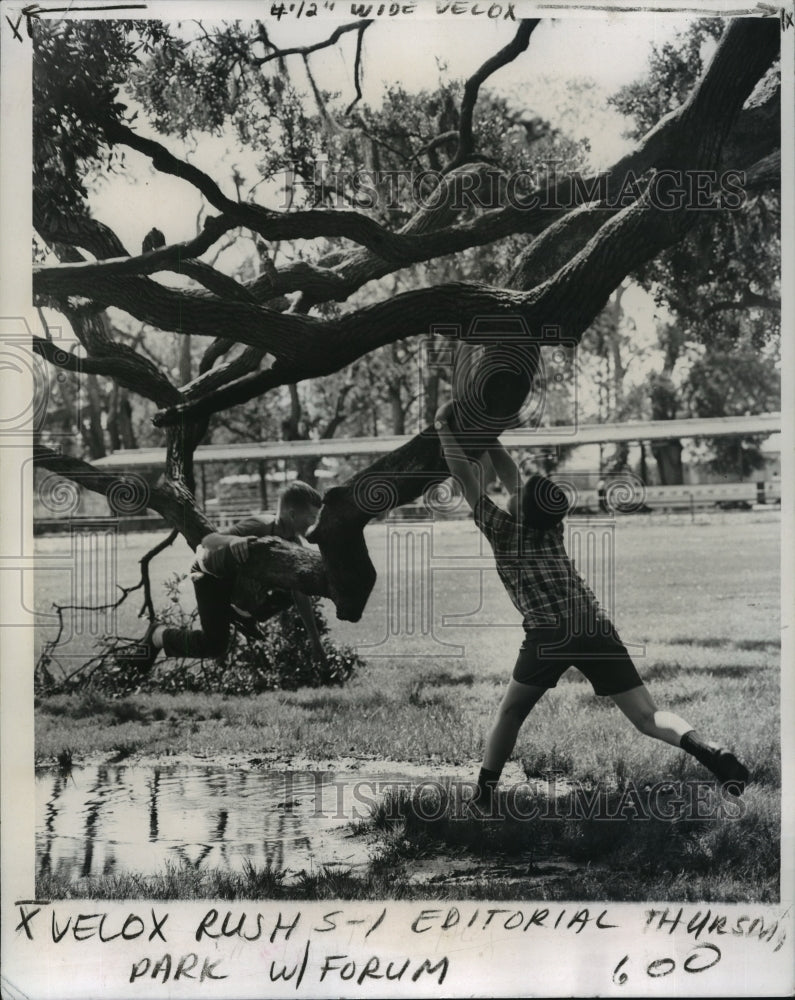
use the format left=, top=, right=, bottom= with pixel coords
left=610, top=18, right=780, bottom=483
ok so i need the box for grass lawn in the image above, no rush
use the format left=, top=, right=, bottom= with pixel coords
left=34, top=513, right=781, bottom=901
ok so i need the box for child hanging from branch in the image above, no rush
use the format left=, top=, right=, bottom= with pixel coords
left=120, top=481, right=327, bottom=674
left=434, top=400, right=750, bottom=816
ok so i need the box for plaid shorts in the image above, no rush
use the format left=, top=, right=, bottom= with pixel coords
left=513, top=618, right=643, bottom=696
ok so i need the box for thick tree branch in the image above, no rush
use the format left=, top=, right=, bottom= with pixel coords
left=34, top=204, right=130, bottom=259
left=153, top=361, right=304, bottom=427
left=32, top=335, right=180, bottom=408
left=56, top=302, right=181, bottom=408
left=200, top=337, right=235, bottom=374
left=508, top=201, right=618, bottom=289
left=184, top=346, right=271, bottom=401
left=34, top=445, right=212, bottom=548
left=101, top=118, right=476, bottom=263
left=179, top=259, right=260, bottom=302
left=744, top=150, right=780, bottom=191
left=34, top=214, right=235, bottom=286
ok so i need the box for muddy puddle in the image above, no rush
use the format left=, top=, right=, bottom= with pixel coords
left=37, top=758, right=592, bottom=891
left=36, top=761, right=482, bottom=884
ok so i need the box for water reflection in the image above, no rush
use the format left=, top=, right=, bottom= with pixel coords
left=36, top=763, right=393, bottom=882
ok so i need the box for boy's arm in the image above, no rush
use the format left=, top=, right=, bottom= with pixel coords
left=484, top=437, right=521, bottom=497
left=435, top=408, right=484, bottom=510
left=200, top=517, right=276, bottom=569
left=293, top=590, right=326, bottom=660
left=200, top=532, right=254, bottom=568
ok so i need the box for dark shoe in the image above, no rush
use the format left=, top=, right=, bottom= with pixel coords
left=467, top=785, right=502, bottom=820
left=705, top=748, right=750, bottom=790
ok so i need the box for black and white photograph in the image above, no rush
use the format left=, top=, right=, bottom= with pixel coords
left=1, top=1, right=792, bottom=996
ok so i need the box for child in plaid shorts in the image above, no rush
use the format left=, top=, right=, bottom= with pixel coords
left=435, top=403, right=749, bottom=815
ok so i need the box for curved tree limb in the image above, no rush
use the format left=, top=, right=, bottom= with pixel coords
left=34, top=445, right=213, bottom=548
left=343, top=21, right=369, bottom=116
left=744, top=150, right=780, bottom=191
left=32, top=335, right=181, bottom=409
left=446, top=19, right=540, bottom=172
left=252, top=19, right=372, bottom=66
left=179, top=259, right=260, bottom=302
left=101, top=117, right=479, bottom=263
left=34, top=203, right=131, bottom=259
left=183, top=345, right=272, bottom=401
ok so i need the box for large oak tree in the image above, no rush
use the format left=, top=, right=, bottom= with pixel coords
left=32, top=16, right=781, bottom=622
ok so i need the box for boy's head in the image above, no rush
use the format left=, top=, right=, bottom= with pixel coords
left=277, top=481, right=322, bottom=535
left=508, top=474, right=569, bottom=530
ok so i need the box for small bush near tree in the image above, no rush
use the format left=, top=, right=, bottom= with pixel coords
left=36, top=573, right=364, bottom=697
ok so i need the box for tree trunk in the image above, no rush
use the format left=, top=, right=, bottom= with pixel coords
left=179, top=333, right=192, bottom=385
left=83, top=374, right=106, bottom=459
left=117, top=387, right=138, bottom=449
left=389, top=382, right=405, bottom=435
left=107, top=384, right=121, bottom=452
left=283, top=382, right=319, bottom=486
left=651, top=440, right=684, bottom=485
left=423, top=366, right=441, bottom=426
left=638, top=441, right=649, bottom=485
left=296, top=458, right=319, bottom=488
left=107, top=385, right=138, bottom=451
left=606, top=440, right=630, bottom=475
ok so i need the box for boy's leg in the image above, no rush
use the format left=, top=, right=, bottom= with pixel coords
left=473, top=679, right=546, bottom=815
left=572, top=624, right=749, bottom=788
left=483, top=678, right=548, bottom=772
left=159, top=573, right=234, bottom=660
left=610, top=684, right=692, bottom=747
left=611, top=684, right=749, bottom=786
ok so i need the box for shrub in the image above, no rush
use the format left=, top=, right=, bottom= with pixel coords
left=37, top=573, right=365, bottom=696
